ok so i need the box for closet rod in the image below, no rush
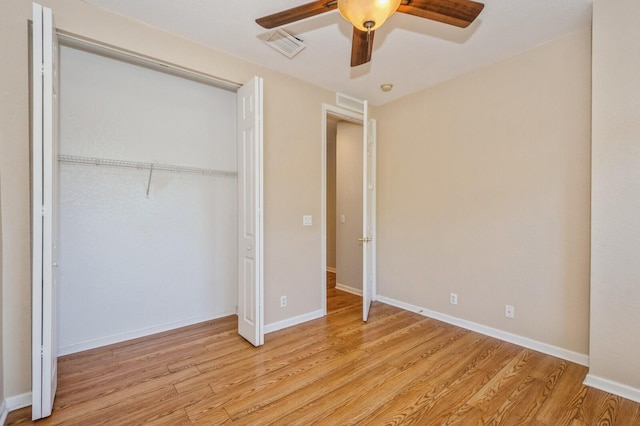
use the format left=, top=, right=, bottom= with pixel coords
left=58, top=155, right=238, bottom=178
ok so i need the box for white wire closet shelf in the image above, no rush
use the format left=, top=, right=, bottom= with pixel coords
left=58, top=155, right=238, bottom=178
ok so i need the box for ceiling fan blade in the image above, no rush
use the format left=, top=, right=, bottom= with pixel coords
left=398, top=0, right=484, bottom=28
left=351, top=28, right=375, bottom=67
left=256, top=0, right=338, bottom=29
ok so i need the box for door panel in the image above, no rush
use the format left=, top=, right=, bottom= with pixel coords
left=32, top=3, right=59, bottom=420
left=237, top=76, right=264, bottom=346
left=362, top=104, right=376, bottom=322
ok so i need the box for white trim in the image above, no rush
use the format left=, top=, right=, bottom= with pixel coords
left=376, top=295, right=589, bottom=367
left=6, top=392, right=32, bottom=411
left=336, top=283, right=363, bottom=297
left=326, top=266, right=336, bottom=273
left=264, top=309, right=324, bottom=334
left=584, top=374, right=640, bottom=403
left=0, top=399, right=8, bottom=425
left=58, top=310, right=235, bottom=356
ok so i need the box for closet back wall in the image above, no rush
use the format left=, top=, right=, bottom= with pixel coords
left=58, top=46, right=237, bottom=355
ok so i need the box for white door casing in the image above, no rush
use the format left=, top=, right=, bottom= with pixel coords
left=32, top=3, right=59, bottom=420
left=237, top=76, right=264, bottom=346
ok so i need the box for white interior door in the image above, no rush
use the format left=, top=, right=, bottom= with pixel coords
left=32, top=3, right=59, bottom=420
left=362, top=105, right=377, bottom=322
left=237, top=76, right=264, bottom=346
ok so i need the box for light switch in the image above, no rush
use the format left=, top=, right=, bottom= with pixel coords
left=303, top=215, right=312, bottom=226
left=340, top=215, right=346, bottom=223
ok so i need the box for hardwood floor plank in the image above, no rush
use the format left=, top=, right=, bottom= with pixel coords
left=479, top=357, right=566, bottom=425
left=214, top=347, right=369, bottom=420
left=6, top=289, right=640, bottom=425
left=174, top=334, right=342, bottom=395
left=362, top=335, right=502, bottom=424
left=617, top=397, right=640, bottom=426
left=233, top=363, right=402, bottom=425
left=185, top=348, right=366, bottom=422
left=68, top=384, right=206, bottom=425
left=440, top=349, right=549, bottom=425
left=573, top=386, right=633, bottom=426
left=532, top=361, right=589, bottom=425
left=55, top=364, right=171, bottom=405
left=405, top=340, right=522, bottom=425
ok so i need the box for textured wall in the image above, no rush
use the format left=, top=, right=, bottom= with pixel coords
left=57, top=46, right=237, bottom=353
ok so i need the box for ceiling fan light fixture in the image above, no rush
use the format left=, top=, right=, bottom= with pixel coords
left=338, top=0, right=401, bottom=32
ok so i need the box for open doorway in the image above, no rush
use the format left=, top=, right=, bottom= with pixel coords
left=321, top=102, right=375, bottom=318
left=326, top=118, right=364, bottom=298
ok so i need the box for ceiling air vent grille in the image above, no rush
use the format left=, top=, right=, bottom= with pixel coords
left=336, top=93, right=365, bottom=114
left=265, top=29, right=306, bottom=59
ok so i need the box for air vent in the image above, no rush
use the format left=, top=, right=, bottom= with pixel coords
left=265, top=29, right=306, bottom=59
left=336, top=93, right=365, bottom=114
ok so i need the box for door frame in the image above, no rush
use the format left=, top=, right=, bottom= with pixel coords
left=320, top=103, right=366, bottom=315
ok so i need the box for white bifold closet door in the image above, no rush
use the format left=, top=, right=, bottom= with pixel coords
left=237, top=76, right=264, bottom=347
left=32, top=3, right=59, bottom=420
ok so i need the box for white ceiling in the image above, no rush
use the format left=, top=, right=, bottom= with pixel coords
left=84, top=0, right=593, bottom=106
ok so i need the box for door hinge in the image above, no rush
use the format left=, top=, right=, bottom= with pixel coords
left=41, top=206, right=45, bottom=216
left=41, top=64, right=45, bottom=75
left=40, top=346, right=44, bottom=358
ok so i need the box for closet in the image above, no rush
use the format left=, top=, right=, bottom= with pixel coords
left=57, top=45, right=238, bottom=355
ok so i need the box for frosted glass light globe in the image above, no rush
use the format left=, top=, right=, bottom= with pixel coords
left=338, top=0, right=402, bottom=32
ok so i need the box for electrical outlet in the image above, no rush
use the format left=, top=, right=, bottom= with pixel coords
left=505, top=305, right=515, bottom=318
left=280, top=295, right=287, bottom=308
left=450, top=293, right=458, bottom=305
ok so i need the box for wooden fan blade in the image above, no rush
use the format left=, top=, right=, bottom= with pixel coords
left=398, top=0, right=484, bottom=28
left=351, top=28, right=375, bottom=67
left=256, top=0, right=337, bottom=29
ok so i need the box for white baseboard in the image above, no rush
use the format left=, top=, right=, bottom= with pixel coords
left=58, top=309, right=236, bottom=356
left=326, top=267, right=336, bottom=273
left=336, top=283, right=363, bottom=297
left=264, top=309, right=324, bottom=334
left=376, top=295, right=589, bottom=367
left=5, top=392, right=32, bottom=411
left=584, top=374, right=640, bottom=403
left=0, top=399, right=8, bottom=425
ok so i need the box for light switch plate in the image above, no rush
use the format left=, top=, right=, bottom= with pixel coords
left=303, top=215, right=312, bottom=226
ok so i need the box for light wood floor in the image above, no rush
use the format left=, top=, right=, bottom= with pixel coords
left=327, top=270, right=336, bottom=289
left=7, top=289, right=640, bottom=425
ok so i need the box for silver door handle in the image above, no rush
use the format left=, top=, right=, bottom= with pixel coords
left=358, top=237, right=372, bottom=243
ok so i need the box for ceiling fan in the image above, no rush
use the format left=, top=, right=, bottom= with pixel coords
left=256, top=0, right=485, bottom=67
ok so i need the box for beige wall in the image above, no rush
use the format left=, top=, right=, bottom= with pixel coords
left=589, top=0, right=640, bottom=394
left=376, top=29, right=592, bottom=355
left=336, top=122, right=364, bottom=292
left=326, top=120, right=337, bottom=270
left=1, top=0, right=334, bottom=398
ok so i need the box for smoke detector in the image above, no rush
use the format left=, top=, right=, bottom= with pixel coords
left=265, top=29, right=306, bottom=59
